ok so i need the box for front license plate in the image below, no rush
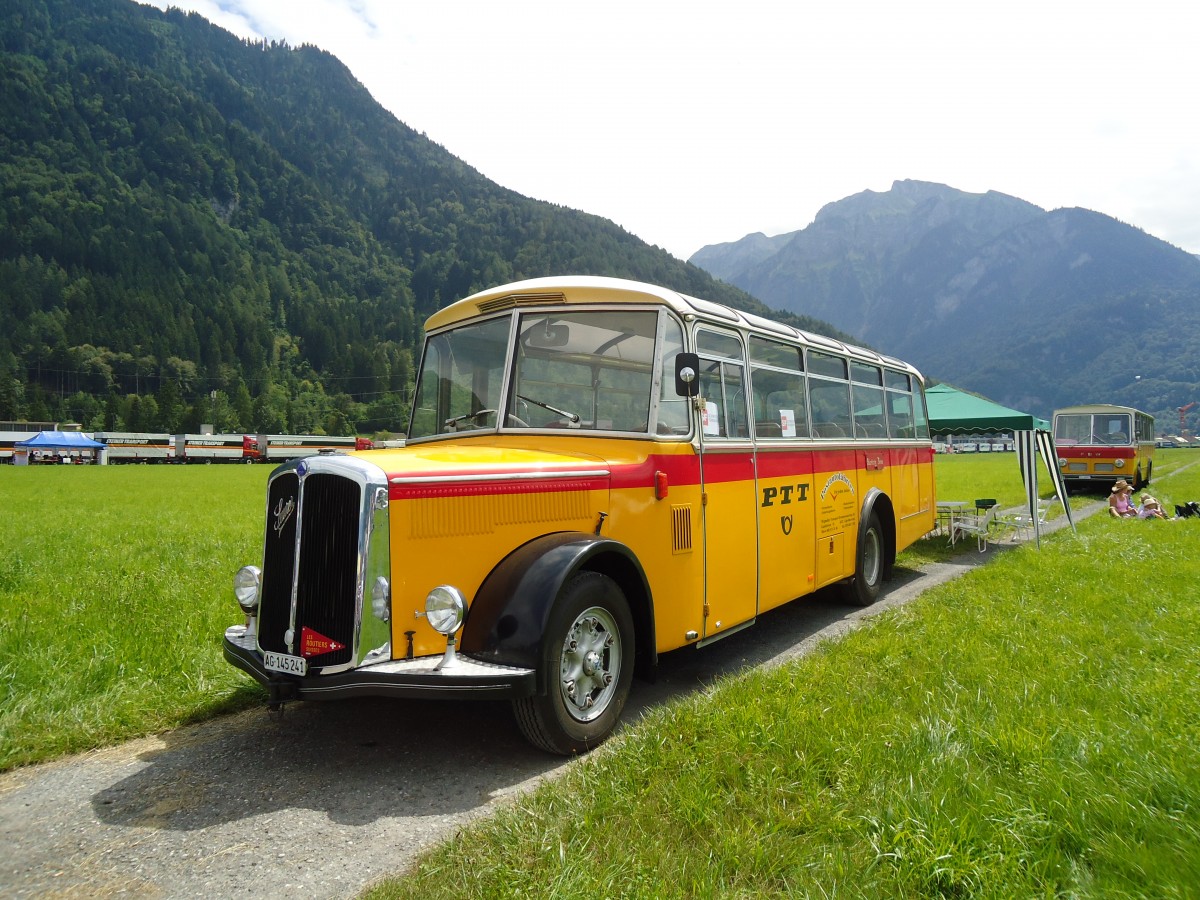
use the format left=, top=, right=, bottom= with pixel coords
left=263, top=651, right=307, bottom=676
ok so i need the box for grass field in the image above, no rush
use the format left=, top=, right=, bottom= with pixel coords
left=1, top=451, right=1194, bottom=771
left=362, top=450, right=1200, bottom=899
left=3, top=451, right=1200, bottom=896
left=0, top=465, right=269, bottom=770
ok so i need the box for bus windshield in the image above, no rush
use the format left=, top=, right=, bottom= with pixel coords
left=1054, top=412, right=1132, bottom=446
left=409, top=308, right=674, bottom=439
left=409, top=316, right=511, bottom=438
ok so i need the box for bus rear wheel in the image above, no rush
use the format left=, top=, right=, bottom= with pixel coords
left=841, top=512, right=883, bottom=607
left=513, top=571, right=634, bottom=755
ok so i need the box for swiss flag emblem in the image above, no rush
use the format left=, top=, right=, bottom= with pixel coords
left=300, top=626, right=346, bottom=657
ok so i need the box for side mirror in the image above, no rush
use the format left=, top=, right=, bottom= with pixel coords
left=674, top=352, right=700, bottom=397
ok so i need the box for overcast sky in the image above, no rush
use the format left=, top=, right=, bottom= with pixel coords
left=143, top=0, right=1199, bottom=260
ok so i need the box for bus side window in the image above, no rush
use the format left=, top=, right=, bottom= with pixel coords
left=698, top=360, right=748, bottom=438
left=655, top=316, right=690, bottom=435
left=764, top=388, right=808, bottom=438
left=749, top=335, right=808, bottom=440
left=852, top=383, right=886, bottom=438
left=888, top=393, right=914, bottom=439
left=912, top=385, right=930, bottom=440
left=807, top=350, right=850, bottom=439
left=810, top=378, right=851, bottom=439
left=696, top=328, right=749, bottom=440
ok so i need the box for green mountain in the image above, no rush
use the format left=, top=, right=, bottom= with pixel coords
left=0, top=0, right=846, bottom=436
left=691, top=180, right=1200, bottom=429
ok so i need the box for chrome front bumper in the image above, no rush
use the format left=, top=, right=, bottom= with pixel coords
left=223, top=625, right=536, bottom=702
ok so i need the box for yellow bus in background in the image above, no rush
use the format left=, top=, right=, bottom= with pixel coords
left=223, top=277, right=936, bottom=754
left=1053, top=403, right=1156, bottom=490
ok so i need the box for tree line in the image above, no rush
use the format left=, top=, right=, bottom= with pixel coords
left=0, top=0, right=846, bottom=438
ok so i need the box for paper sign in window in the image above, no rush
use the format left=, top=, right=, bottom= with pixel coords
left=779, top=409, right=796, bottom=438
left=703, top=401, right=720, bottom=436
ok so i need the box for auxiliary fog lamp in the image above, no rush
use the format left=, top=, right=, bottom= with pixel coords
left=420, top=585, right=467, bottom=670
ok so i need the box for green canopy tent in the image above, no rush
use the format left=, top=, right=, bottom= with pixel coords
left=925, top=383, right=1044, bottom=435
left=924, top=383, right=1070, bottom=546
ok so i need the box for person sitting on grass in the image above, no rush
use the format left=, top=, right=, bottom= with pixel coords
left=1138, top=493, right=1169, bottom=520
left=1109, top=479, right=1138, bottom=518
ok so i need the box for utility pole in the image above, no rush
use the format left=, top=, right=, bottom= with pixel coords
left=1180, top=402, right=1197, bottom=438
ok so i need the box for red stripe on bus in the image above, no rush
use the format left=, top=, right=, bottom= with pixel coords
left=386, top=445, right=931, bottom=501
left=1057, top=448, right=1135, bottom=459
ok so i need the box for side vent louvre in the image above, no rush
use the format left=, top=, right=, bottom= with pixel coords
left=671, top=504, right=693, bottom=554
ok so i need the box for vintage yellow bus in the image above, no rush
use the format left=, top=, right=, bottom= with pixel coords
left=223, top=277, right=936, bottom=753
left=1052, top=404, right=1156, bottom=491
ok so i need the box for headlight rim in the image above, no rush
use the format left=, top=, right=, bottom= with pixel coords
left=371, top=575, right=391, bottom=622
left=234, top=564, right=262, bottom=614
left=424, top=585, right=467, bottom=635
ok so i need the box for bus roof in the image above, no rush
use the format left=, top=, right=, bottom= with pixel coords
left=425, top=276, right=923, bottom=380
left=1053, top=404, right=1152, bottom=418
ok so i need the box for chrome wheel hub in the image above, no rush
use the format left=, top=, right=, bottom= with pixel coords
left=559, top=607, right=622, bottom=722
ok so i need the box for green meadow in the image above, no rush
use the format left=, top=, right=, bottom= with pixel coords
left=0, top=464, right=269, bottom=770
left=3, top=451, right=1200, bottom=896
left=366, top=451, right=1200, bottom=899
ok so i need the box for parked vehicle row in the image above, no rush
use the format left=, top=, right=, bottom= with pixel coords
left=0, top=431, right=375, bottom=464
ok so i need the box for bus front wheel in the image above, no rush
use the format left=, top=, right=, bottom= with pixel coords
left=513, top=571, right=634, bottom=755
left=841, top=513, right=883, bottom=607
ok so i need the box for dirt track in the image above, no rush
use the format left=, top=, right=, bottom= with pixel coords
left=0, top=507, right=1096, bottom=899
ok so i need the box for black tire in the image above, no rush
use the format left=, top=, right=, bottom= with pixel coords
left=1144, top=461, right=1153, bottom=487
left=841, top=512, right=884, bottom=607
left=513, top=571, right=634, bottom=755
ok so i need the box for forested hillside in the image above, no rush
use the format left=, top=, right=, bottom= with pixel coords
left=692, top=181, right=1200, bottom=427
left=0, top=0, right=843, bottom=436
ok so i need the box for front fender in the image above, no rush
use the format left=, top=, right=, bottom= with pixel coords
left=459, top=532, right=650, bottom=675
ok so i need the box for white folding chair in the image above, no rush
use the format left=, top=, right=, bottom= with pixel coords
left=1006, top=496, right=1059, bottom=541
left=951, top=504, right=1001, bottom=552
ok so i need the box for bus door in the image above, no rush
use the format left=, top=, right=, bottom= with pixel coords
left=693, top=327, right=759, bottom=641
left=747, top=334, right=817, bottom=613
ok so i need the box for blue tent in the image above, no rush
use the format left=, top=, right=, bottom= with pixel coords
left=15, top=430, right=105, bottom=450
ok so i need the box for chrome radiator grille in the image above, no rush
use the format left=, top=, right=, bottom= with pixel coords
left=257, top=469, right=362, bottom=669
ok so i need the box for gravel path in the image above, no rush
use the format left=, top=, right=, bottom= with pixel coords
left=0, top=502, right=1101, bottom=899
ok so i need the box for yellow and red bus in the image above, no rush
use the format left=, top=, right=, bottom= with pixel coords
left=223, top=277, right=936, bottom=753
left=1052, top=404, right=1156, bottom=491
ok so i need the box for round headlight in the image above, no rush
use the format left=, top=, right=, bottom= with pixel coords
left=1114, top=459, right=1124, bottom=468
left=371, top=576, right=390, bottom=622
left=234, top=565, right=261, bottom=614
left=424, top=585, right=466, bottom=635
